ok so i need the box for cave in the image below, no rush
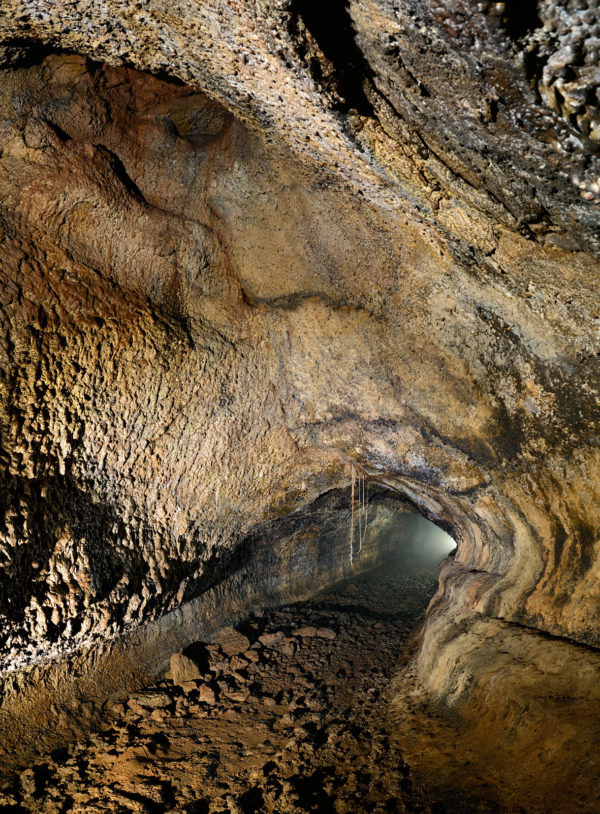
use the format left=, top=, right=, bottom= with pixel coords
left=0, top=1, right=600, bottom=812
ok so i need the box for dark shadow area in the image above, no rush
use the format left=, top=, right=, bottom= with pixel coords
left=501, top=0, right=542, bottom=43
left=0, top=39, right=55, bottom=69
left=290, top=0, right=373, bottom=114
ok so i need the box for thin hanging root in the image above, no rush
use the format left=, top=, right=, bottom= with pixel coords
left=350, top=465, right=369, bottom=564
left=362, top=475, right=369, bottom=545
left=358, top=471, right=367, bottom=555
left=357, top=470, right=363, bottom=554
left=350, top=464, right=355, bottom=566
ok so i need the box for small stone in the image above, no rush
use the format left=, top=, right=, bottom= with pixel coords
left=20, top=768, right=37, bottom=797
left=277, top=640, right=295, bottom=657
left=198, top=685, right=217, bottom=705
left=150, top=708, right=166, bottom=721
left=316, top=628, right=336, bottom=640
left=179, top=680, right=200, bottom=694
left=230, top=654, right=249, bottom=671
left=292, top=626, right=318, bottom=638
left=258, top=631, right=284, bottom=647
left=262, top=696, right=276, bottom=707
left=229, top=687, right=250, bottom=703
left=209, top=656, right=230, bottom=673
left=129, top=691, right=172, bottom=710
left=127, top=699, right=146, bottom=716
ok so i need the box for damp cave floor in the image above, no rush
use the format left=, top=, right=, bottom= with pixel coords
left=0, top=557, right=485, bottom=814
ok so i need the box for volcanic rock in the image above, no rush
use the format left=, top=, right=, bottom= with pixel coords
left=0, top=2, right=599, bottom=810
left=212, top=628, right=252, bottom=658
left=170, top=652, right=204, bottom=685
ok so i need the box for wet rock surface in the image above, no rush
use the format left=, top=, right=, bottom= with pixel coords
left=0, top=559, right=444, bottom=813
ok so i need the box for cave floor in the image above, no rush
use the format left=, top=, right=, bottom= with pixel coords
left=0, top=559, right=500, bottom=814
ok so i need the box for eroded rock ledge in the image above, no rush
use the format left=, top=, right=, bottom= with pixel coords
left=0, top=0, right=600, bottom=782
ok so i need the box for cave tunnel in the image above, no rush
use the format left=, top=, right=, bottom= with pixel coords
left=380, top=513, right=457, bottom=571
left=1, top=0, right=600, bottom=811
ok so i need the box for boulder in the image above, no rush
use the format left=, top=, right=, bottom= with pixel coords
left=212, top=627, right=251, bottom=658
left=170, top=652, right=204, bottom=685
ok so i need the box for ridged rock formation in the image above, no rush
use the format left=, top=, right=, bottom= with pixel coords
left=1, top=1, right=600, bottom=802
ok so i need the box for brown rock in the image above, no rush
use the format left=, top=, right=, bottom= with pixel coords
left=170, top=652, right=203, bottom=685
left=129, top=692, right=172, bottom=710
left=20, top=769, right=36, bottom=797
left=258, top=632, right=285, bottom=648
left=316, top=628, right=336, bottom=640
left=230, top=654, right=250, bottom=671
left=126, top=699, right=146, bottom=717
left=212, top=627, right=251, bottom=658
left=178, top=680, right=201, bottom=694
left=209, top=656, right=230, bottom=674
left=228, top=688, right=250, bottom=703
left=198, top=685, right=218, bottom=705
left=293, top=627, right=319, bottom=638
left=277, top=640, right=296, bottom=657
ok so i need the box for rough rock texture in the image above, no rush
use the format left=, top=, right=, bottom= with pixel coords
left=0, top=490, right=412, bottom=768
left=0, top=557, right=446, bottom=814
left=0, top=0, right=600, bottom=794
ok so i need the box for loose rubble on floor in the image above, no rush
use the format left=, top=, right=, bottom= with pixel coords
left=0, top=563, right=452, bottom=813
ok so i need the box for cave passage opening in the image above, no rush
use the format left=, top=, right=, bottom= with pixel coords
left=321, top=506, right=458, bottom=624
left=388, top=513, right=457, bottom=571
left=343, top=481, right=457, bottom=590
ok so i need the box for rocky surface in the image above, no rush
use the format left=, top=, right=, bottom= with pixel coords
left=3, top=552, right=596, bottom=813
left=0, top=1, right=599, bottom=801
left=0, top=492, right=417, bottom=768
left=0, top=560, right=444, bottom=813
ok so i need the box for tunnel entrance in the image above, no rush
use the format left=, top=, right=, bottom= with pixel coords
left=300, top=509, right=457, bottom=632
left=0, top=494, right=460, bottom=811
left=390, top=513, right=457, bottom=570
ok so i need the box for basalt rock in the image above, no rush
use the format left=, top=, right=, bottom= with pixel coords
left=0, top=0, right=599, bottom=792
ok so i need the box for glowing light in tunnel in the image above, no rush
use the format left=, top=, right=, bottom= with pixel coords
left=392, top=514, right=457, bottom=569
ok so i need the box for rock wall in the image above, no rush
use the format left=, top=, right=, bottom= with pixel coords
left=0, top=0, right=599, bottom=724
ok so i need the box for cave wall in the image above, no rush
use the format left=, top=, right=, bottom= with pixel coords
left=0, top=0, right=599, bottom=712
